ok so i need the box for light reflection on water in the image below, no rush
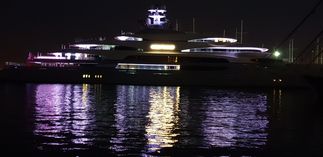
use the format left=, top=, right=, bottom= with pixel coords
left=145, top=86, right=180, bottom=152
left=201, top=91, right=268, bottom=148
left=34, top=84, right=94, bottom=149
left=30, top=84, right=270, bottom=154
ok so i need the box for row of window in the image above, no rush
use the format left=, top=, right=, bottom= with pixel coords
left=82, top=74, right=103, bottom=79
left=40, top=63, right=77, bottom=67
left=115, top=63, right=180, bottom=71
left=186, top=48, right=262, bottom=53
left=123, top=56, right=229, bottom=63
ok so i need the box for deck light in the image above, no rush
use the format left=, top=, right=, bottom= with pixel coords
left=273, top=51, right=281, bottom=57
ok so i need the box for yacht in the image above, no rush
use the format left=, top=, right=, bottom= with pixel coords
left=1, top=5, right=319, bottom=87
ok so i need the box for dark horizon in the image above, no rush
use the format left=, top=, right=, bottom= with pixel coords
left=1, top=0, right=323, bottom=65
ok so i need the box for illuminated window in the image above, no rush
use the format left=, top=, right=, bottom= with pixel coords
left=93, top=75, right=103, bottom=79
left=35, top=56, right=66, bottom=60
left=114, top=36, right=143, bottom=41
left=150, top=44, right=176, bottom=50
left=188, top=38, right=237, bottom=43
left=82, top=74, right=91, bottom=78
left=70, top=44, right=116, bottom=50
left=181, top=47, right=269, bottom=53
left=116, top=63, right=180, bottom=71
left=167, top=56, right=178, bottom=63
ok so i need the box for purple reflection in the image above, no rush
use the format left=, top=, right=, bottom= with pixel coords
left=201, top=91, right=268, bottom=148
left=33, top=84, right=93, bottom=149
left=110, top=85, right=151, bottom=153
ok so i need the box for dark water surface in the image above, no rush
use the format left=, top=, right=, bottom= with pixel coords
left=0, top=83, right=322, bottom=156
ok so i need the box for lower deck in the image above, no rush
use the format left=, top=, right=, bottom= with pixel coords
left=1, top=63, right=320, bottom=88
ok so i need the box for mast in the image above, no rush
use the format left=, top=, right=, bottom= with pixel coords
left=292, top=39, right=294, bottom=63
left=240, top=20, right=243, bottom=44
left=235, top=28, right=238, bottom=40
left=288, top=39, right=294, bottom=63
left=315, top=38, right=320, bottom=64
left=192, top=17, right=196, bottom=33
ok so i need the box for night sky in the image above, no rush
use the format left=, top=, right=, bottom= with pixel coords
left=1, top=0, right=323, bottom=65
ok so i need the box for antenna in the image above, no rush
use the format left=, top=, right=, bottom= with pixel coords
left=192, top=17, right=196, bottom=33
left=240, top=20, right=243, bottom=44
left=288, top=39, right=294, bottom=63
left=315, top=38, right=320, bottom=64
